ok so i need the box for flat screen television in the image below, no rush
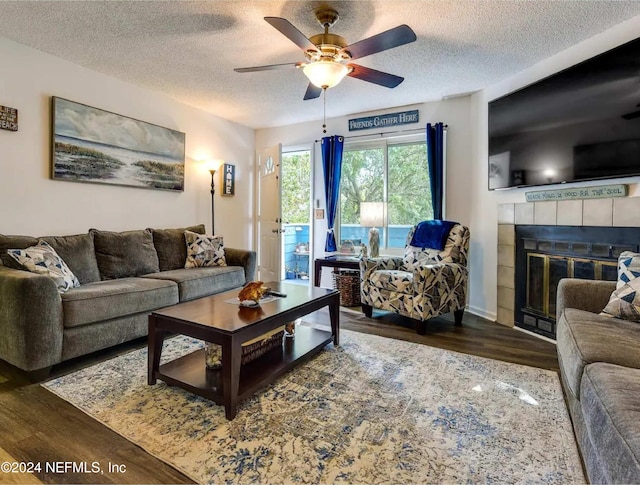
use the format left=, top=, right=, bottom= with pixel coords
left=488, top=36, right=640, bottom=190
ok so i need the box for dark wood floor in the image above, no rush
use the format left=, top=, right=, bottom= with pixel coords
left=0, top=307, right=558, bottom=484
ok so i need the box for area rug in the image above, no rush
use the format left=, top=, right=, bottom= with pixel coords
left=42, top=329, right=584, bottom=484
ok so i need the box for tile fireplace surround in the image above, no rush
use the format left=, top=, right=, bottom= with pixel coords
left=496, top=197, right=640, bottom=331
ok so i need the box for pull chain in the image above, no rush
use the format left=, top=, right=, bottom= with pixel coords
left=322, top=88, right=327, bottom=134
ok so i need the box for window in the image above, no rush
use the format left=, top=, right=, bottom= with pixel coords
left=281, top=150, right=311, bottom=224
left=339, top=141, right=433, bottom=251
left=282, top=150, right=311, bottom=281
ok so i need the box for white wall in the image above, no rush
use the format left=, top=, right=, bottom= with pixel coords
left=468, top=15, right=640, bottom=320
left=0, top=37, right=255, bottom=249
left=256, top=98, right=474, bottom=286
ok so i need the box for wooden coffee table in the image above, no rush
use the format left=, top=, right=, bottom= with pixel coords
left=147, top=281, right=340, bottom=420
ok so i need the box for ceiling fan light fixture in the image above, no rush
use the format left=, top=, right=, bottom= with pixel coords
left=303, top=60, right=349, bottom=89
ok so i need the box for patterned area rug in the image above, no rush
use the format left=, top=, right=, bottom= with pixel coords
left=43, top=329, right=584, bottom=484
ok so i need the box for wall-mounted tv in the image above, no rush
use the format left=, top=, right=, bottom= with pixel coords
left=488, top=36, right=640, bottom=190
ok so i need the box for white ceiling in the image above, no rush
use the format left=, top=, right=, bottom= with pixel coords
left=0, top=1, right=639, bottom=129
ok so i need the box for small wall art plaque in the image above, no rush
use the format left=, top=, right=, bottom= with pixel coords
left=525, top=184, right=628, bottom=202
left=221, top=163, right=235, bottom=196
left=0, top=104, right=18, bottom=132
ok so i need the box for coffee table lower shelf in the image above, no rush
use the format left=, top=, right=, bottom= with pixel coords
left=156, top=326, right=332, bottom=406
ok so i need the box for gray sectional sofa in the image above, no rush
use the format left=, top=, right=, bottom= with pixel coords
left=0, top=224, right=255, bottom=378
left=556, top=278, right=640, bottom=484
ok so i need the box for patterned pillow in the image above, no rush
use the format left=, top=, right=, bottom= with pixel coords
left=601, top=251, right=640, bottom=322
left=184, top=231, right=227, bottom=268
left=7, top=240, right=80, bottom=293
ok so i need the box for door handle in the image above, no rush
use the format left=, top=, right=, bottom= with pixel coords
left=272, top=229, right=278, bottom=233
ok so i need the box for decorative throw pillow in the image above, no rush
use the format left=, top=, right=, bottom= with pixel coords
left=601, top=251, right=640, bottom=322
left=184, top=231, right=227, bottom=268
left=7, top=240, right=80, bottom=293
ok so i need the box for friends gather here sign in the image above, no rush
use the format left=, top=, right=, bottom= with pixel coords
left=348, top=109, right=419, bottom=131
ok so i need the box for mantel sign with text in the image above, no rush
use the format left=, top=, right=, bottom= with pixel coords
left=525, top=184, right=628, bottom=202
left=348, top=110, right=419, bottom=131
left=0, top=104, right=18, bottom=132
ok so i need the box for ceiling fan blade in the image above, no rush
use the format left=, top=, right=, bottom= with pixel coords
left=622, top=110, right=640, bottom=120
left=264, top=17, right=317, bottom=52
left=303, top=83, right=323, bottom=100
left=234, top=62, right=300, bottom=73
left=347, top=64, right=404, bottom=88
left=342, top=25, right=416, bottom=60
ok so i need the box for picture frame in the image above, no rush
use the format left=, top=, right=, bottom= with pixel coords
left=221, top=163, right=235, bottom=196
left=51, top=97, right=185, bottom=191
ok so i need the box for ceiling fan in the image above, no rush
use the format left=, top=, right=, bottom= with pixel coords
left=234, top=7, right=417, bottom=100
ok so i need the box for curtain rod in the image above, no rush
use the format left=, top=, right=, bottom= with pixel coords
left=314, top=124, right=448, bottom=143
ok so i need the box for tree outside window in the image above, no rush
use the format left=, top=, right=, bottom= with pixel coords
left=339, top=142, right=433, bottom=250
left=281, top=151, right=311, bottom=224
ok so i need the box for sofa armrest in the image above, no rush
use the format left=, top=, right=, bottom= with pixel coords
left=0, top=266, right=63, bottom=371
left=413, top=262, right=469, bottom=296
left=360, top=256, right=403, bottom=281
left=556, top=278, right=616, bottom=320
left=224, top=248, right=257, bottom=283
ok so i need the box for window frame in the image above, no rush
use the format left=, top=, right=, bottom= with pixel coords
left=338, top=134, right=432, bottom=256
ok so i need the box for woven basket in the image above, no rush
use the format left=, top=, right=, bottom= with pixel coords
left=241, top=330, right=284, bottom=365
left=333, top=269, right=361, bottom=307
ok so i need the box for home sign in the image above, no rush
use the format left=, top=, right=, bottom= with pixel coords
left=348, top=109, right=419, bottom=131
left=221, top=163, right=235, bottom=196
left=0, top=104, right=18, bottom=132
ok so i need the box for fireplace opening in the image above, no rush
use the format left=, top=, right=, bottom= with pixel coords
left=515, top=225, right=640, bottom=339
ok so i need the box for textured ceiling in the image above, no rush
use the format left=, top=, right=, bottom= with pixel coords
left=0, top=1, right=639, bottom=129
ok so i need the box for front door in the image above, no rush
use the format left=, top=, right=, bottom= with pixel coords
left=257, top=144, right=282, bottom=282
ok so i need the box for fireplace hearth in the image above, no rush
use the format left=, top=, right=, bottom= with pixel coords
left=514, top=225, right=640, bottom=338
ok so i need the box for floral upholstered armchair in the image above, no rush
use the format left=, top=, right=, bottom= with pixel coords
left=359, top=221, right=470, bottom=334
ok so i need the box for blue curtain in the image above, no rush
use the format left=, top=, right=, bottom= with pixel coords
left=321, top=135, right=344, bottom=252
left=426, top=122, right=445, bottom=220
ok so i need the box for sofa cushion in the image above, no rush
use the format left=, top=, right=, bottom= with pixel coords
left=150, top=224, right=206, bottom=271
left=61, top=277, right=178, bottom=328
left=184, top=231, right=227, bottom=268
left=557, top=307, right=640, bottom=399
left=601, top=251, right=640, bottom=322
left=40, top=233, right=101, bottom=284
left=142, top=266, right=244, bottom=302
left=581, top=363, right=640, bottom=484
left=0, top=234, right=38, bottom=269
left=91, top=228, right=160, bottom=280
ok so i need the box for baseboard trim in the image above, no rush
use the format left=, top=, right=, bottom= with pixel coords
left=514, top=326, right=557, bottom=345
left=467, top=305, right=497, bottom=322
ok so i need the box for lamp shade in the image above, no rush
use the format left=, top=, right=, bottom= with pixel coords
left=360, top=202, right=384, bottom=227
left=303, top=61, right=349, bottom=89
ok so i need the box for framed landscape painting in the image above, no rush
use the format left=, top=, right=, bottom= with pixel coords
left=51, top=97, right=185, bottom=191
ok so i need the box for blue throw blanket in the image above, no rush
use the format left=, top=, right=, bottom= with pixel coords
left=409, top=220, right=458, bottom=250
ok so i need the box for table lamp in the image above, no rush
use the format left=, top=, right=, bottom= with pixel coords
left=360, top=202, right=384, bottom=257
